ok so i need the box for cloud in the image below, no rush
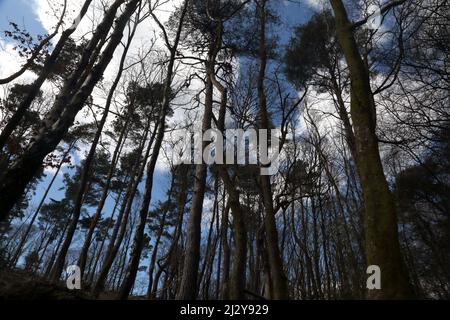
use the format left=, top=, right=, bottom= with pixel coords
left=0, top=39, right=23, bottom=79
left=304, top=0, right=328, bottom=10
left=0, top=38, right=37, bottom=91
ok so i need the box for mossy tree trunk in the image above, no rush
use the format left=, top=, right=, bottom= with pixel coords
left=330, top=0, right=413, bottom=299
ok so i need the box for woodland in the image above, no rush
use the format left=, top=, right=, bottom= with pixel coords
left=0, top=0, right=448, bottom=300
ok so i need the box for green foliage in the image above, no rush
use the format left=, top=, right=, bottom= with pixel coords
left=30, top=37, right=86, bottom=84
left=79, top=215, right=114, bottom=242
left=284, top=10, right=340, bottom=89
left=395, top=124, right=450, bottom=297
left=1, top=84, right=44, bottom=155
left=111, top=81, right=170, bottom=142
left=168, top=0, right=254, bottom=58
left=62, top=150, right=111, bottom=208
left=39, top=198, right=72, bottom=234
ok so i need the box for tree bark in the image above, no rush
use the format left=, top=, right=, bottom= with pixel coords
left=211, top=74, right=248, bottom=299
left=175, top=71, right=213, bottom=300
left=218, top=200, right=230, bottom=299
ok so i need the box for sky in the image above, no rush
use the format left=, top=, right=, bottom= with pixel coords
left=0, top=0, right=45, bottom=82
left=0, top=0, right=47, bottom=36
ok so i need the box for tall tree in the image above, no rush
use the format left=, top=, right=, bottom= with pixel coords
left=329, top=0, right=413, bottom=298
left=175, top=0, right=219, bottom=300
left=254, top=0, right=289, bottom=299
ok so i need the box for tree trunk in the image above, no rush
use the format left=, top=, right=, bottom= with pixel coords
left=147, top=176, right=175, bottom=298
left=151, top=166, right=189, bottom=298
left=175, top=2, right=224, bottom=299
left=176, top=72, right=213, bottom=300
left=220, top=201, right=231, bottom=299
left=330, top=0, right=413, bottom=299
left=49, top=71, right=115, bottom=282
left=92, top=117, right=155, bottom=296
left=211, top=71, right=248, bottom=300
left=9, top=144, right=73, bottom=267
left=256, top=0, right=288, bottom=300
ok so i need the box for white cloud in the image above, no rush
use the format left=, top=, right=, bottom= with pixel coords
left=304, top=0, right=328, bottom=11
left=0, top=39, right=23, bottom=79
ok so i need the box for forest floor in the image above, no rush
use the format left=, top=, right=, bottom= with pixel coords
left=0, top=268, right=142, bottom=300
left=0, top=268, right=93, bottom=299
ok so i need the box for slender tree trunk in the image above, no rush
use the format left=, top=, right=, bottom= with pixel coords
left=146, top=214, right=166, bottom=298
left=151, top=167, right=189, bottom=298
left=256, top=0, right=288, bottom=299
left=147, top=177, right=175, bottom=298
left=37, top=226, right=57, bottom=272
left=176, top=72, right=213, bottom=300
left=92, top=117, right=155, bottom=296
left=176, top=5, right=229, bottom=298
left=9, top=144, right=73, bottom=267
left=211, top=72, right=248, bottom=300
left=87, top=191, right=123, bottom=285
left=115, top=215, right=135, bottom=290
left=197, top=196, right=217, bottom=296
left=220, top=202, right=231, bottom=299
left=44, top=215, right=71, bottom=278
left=49, top=87, right=112, bottom=283
left=215, top=215, right=222, bottom=300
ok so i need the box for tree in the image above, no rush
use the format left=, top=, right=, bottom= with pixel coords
left=329, top=0, right=413, bottom=298
left=254, top=0, right=288, bottom=299
left=76, top=6, right=143, bottom=279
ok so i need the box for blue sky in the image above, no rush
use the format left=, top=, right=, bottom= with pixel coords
left=0, top=0, right=47, bottom=40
